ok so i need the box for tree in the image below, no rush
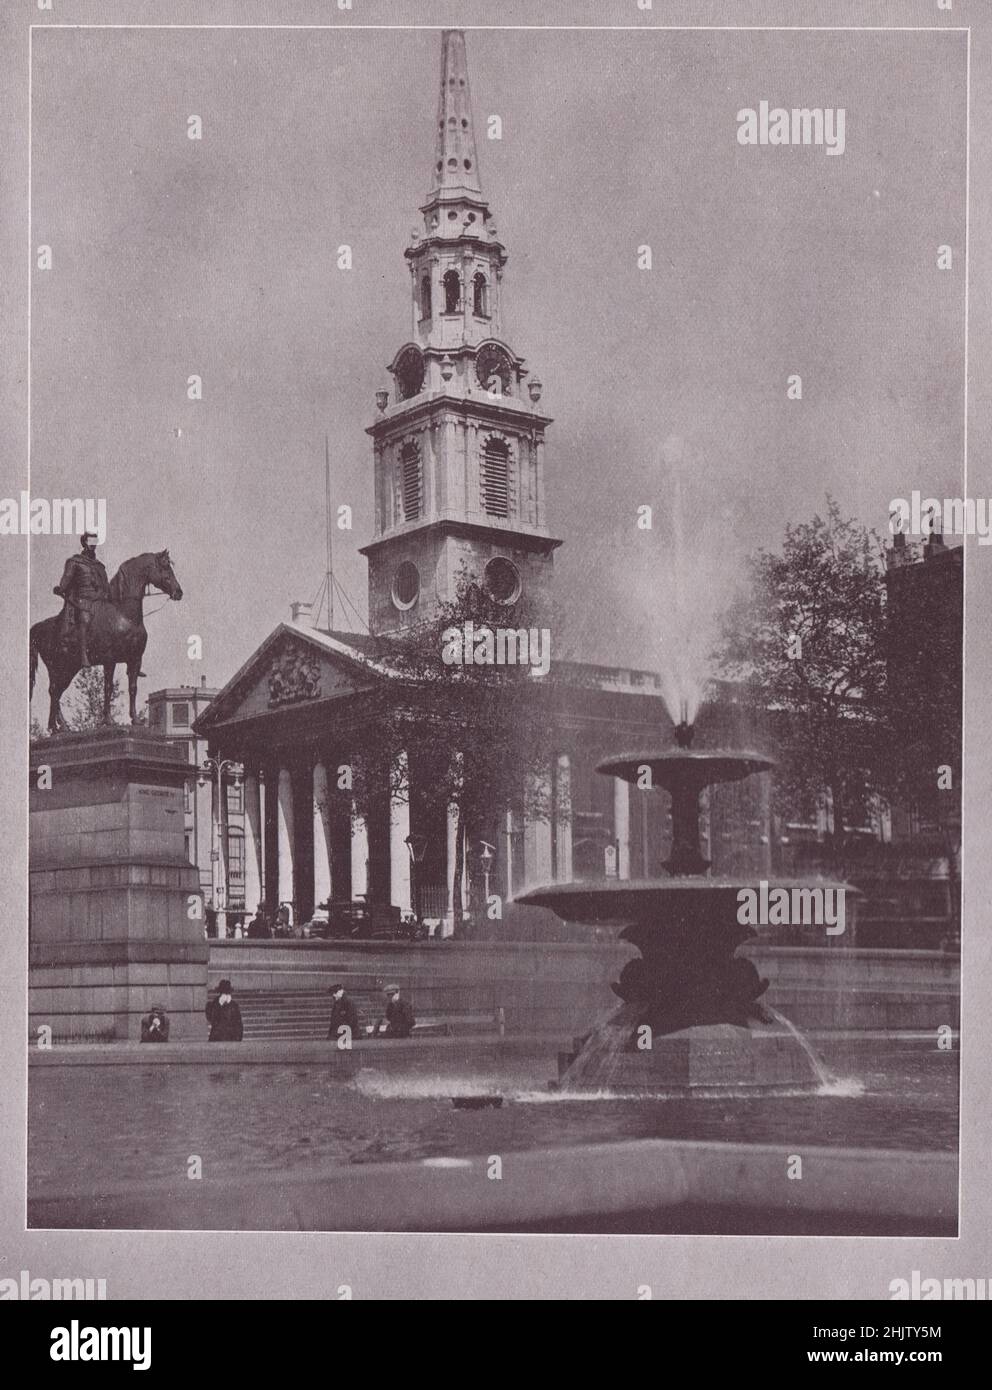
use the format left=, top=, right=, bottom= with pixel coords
left=62, top=668, right=125, bottom=730
left=347, top=570, right=563, bottom=930
left=715, top=498, right=889, bottom=862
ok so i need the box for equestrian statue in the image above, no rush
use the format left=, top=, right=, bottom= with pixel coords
left=30, top=532, right=184, bottom=733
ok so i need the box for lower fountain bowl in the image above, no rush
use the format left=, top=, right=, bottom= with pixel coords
left=558, top=1023, right=827, bottom=1095
left=517, top=877, right=854, bottom=926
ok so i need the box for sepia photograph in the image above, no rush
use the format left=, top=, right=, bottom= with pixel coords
left=2, top=0, right=990, bottom=1317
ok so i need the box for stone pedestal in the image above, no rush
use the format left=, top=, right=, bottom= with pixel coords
left=559, top=1024, right=821, bottom=1094
left=29, top=728, right=208, bottom=1041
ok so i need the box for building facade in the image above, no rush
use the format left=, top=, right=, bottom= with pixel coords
left=884, top=529, right=963, bottom=844
left=148, top=679, right=247, bottom=931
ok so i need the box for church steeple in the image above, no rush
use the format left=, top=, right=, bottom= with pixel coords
left=430, top=29, right=483, bottom=199
left=398, top=28, right=508, bottom=362
left=361, top=30, right=561, bottom=637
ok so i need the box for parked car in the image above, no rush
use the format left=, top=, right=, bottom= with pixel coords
left=299, top=904, right=329, bottom=939
left=305, top=896, right=404, bottom=940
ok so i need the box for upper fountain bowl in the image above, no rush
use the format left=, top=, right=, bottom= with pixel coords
left=597, top=747, right=774, bottom=794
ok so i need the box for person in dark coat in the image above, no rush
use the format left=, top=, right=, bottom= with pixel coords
left=140, top=1005, right=170, bottom=1043
left=326, top=985, right=360, bottom=1044
left=246, top=911, right=272, bottom=939
left=375, top=985, right=415, bottom=1039
left=206, top=978, right=243, bottom=1042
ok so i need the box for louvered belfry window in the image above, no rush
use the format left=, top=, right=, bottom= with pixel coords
left=401, top=442, right=422, bottom=521
left=481, top=438, right=511, bottom=518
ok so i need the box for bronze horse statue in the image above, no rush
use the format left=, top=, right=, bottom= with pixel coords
left=30, top=550, right=183, bottom=733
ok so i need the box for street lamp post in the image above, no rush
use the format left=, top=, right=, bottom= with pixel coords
left=478, top=841, right=496, bottom=909
left=198, top=756, right=243, bottom=939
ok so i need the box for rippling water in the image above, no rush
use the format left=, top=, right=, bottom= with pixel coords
left=28, top=1041, right=957, bottom=1193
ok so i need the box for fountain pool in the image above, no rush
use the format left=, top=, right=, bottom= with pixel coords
left=29, top=1041, right=956, bottom=1188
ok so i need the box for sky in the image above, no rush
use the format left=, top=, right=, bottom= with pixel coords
left=27, top=25, right=967, bottom=715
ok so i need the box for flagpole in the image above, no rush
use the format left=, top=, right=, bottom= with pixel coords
left=324, top=434, right=334, bottom=631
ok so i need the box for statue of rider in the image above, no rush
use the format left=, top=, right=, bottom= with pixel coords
left=53, top=532, right=111, bottom=669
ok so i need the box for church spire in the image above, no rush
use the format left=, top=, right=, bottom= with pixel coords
left=400, top=30, right=507, bottom=357
left=430, top=30, right=483, bottom=199
left=363, top=28, right=559, bottom=639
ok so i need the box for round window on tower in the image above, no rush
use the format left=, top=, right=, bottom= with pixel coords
left=483, top=557, right=521, bottom=605
left=391, top=561, right=421, bottom=611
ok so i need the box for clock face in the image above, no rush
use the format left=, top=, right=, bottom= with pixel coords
left=475, top=344, right=513, bottom=395
left=395, top=347, right=425, bottom=401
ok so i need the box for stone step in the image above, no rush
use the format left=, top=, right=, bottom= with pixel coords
left=235, top=987, right=497, bottom=1040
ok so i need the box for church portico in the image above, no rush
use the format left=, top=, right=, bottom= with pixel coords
left=195, top=625, right=465, bottom=927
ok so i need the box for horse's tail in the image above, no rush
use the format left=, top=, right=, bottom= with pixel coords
left=29, top=626, right=39, bottom=697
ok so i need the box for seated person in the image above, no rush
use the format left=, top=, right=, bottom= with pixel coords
left=371, top=985, right=415, bottom=1039
left=140, top=1005, right=170, bottom=1043
left=246, top=912, right=272, bottom=939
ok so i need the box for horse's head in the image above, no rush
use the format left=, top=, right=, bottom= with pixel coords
left=149, top=549, right=183, bottom=600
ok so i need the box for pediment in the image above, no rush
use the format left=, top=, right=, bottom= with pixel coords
left=195, top=625, right=387, bottom=730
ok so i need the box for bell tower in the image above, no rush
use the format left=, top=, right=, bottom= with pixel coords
left=361, top=29, right=561, bottom=635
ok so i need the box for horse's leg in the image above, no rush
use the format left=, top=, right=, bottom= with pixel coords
left=48, top=673, right=59, bottom=734
left=49, top=666, right=71, bottom=733
left=103, top=664, right=115, bottom=725
left=127, top=659, right=140, bottom=724
left=35, top=620, right=75, bottom=734
left=128, top=632, right=147, bottom=725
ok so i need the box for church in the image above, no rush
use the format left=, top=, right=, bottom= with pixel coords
left=193, top=31, right=775, bottom=936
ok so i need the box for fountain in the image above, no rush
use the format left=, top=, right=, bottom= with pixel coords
left=519, top=705, right=852, bottom=1094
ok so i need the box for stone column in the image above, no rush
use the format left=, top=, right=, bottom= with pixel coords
left=244, top=771, right=263, bottom=916
left=534, top=435, right=547, bottom=528
left=218, top=772, right=231, bottom=936
left=277, top=767, right=295, bottom=914
left=263, top=769, right=278, bottom=910
left=443, top=751, right=464, bottom=937
left=503, top=808, right=514, bottom=900
left=312, top=761, right=332, bottom=908
left=389, top=750, right=412, bottom=912
left=757, top=770, right=773, bottom=876
left=444, top=799, right=461, bottom=937
left=613, top=775, right=631, bottom=880
left=351, top=806, right=369, bottom=899
left=522, top=765, right=553, bottom=887
left=554, top=753, right=573, bottom=882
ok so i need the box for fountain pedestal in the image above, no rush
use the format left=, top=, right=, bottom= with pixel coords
left=558, top=1025, right=817, bottom=1094
left=521, top=722, right=851, bottom=1093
